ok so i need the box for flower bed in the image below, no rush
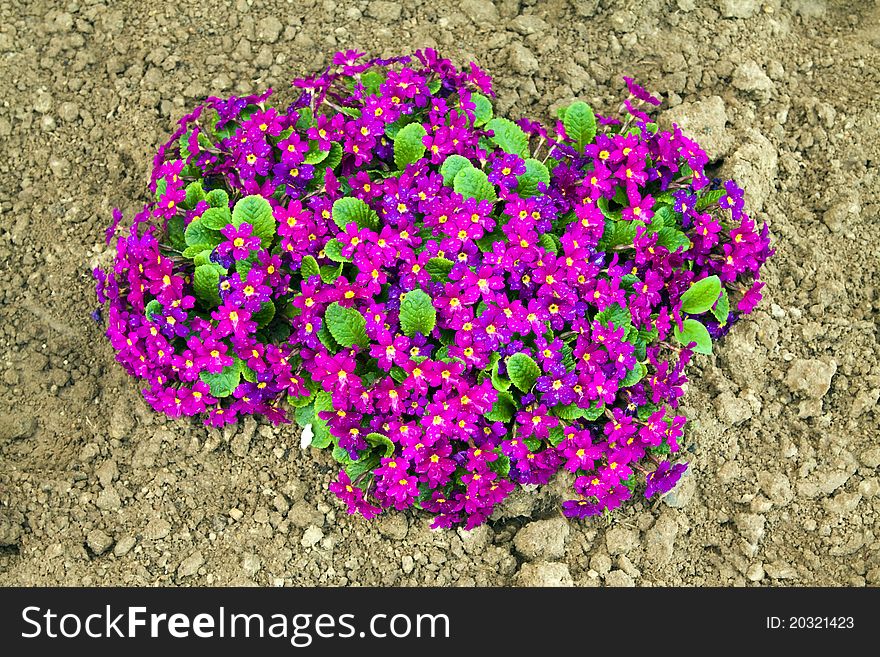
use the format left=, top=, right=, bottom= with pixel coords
left=95, top=50, right=772, bottom=529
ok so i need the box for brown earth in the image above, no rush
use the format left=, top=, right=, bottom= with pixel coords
left=0, top=0, right=878, bottom=587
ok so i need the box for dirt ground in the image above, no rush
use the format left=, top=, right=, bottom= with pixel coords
left=0, top=0, right=878, bottom=587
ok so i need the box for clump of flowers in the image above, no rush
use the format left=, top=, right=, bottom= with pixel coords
left=96, top=50, right=773, bottom=529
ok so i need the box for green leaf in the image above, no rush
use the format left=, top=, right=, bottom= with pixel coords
left=320, top=262, right=343, bottom=284
left=332, top=197, right=379, bottom=231
left=562, top=101, right=597, bottom=152
left=524, top=438, right=542, bottom=452
left=145, top=299, right=163, bottom=322
left=489, top=450, right=511, bottom=476
left=696, top=188, right=725, bottom=210
left=325, top=142, right=343, bottom=171
left=193, top=264, right=221, bottom=306
left=656, top=227, right=691, bottom=253
left=241, top=363, right=258, bottom=383
left=288, top=392, right=312, bottom=409
left=324, top=302, right=369, bottom=348
left=680, top=275, right=722, bottom=315
left=294, top=402, right=315, bottom=428
left=182, top=243, right=213, bottom=258
left=453, top=166, right=497, bottom=202
left=193, top=250, right=214, bottom=267
left=232, top=195, right=275, bottom=246
left=323, top=238, right=351, bottom=263
left=538, top=233, right=559, bottom=255
left=366, top=433, right=395, bottom=458
left=399, top=289, right=437, bottom=337
left=425, top=257, right=454, bottom=282
left=490, top=355, right=511, bottom=392
left=201, top=206, right=232, bottom=230
left=304, top=139, right=330, bottom=165
left=393, top=122, right=427, bottom=170
left=486, top=117, right=529, bottom=158
left=253, top=301, right=275, bottom=328
left=485, top=390, right=516, bottom=422
left=673, top=318, right=713, bottom=355
left=551, top=403, right=589, bottom=420
left=711, top=289, right=730, bottom=326
left=548, top=425, right=566, bottom=447
left=581, top=402, right=605, bottom=421
left=471, top=93, right=494, bottom=127
left=621, top=362, right=648, bottom=387
left=506, top=352, right=541, bottom=393
left=182, top=181, right=205, bottom=210
left=361, top=70, right=385, bottom=95
left=317, top=322, right=339, bottom=353
left=199, top=362, right=241, bottom=398
left=440, top=154, right=473, bottom=186
left=184, top=218, right=222, bottom=248
left=165, top=215, right=186, bottom=252
left=515, top=158, right=550, bottom=197
left=295, top=107, right=314, bottom=131
left=599, top=219, right=642, bottom=251
left=310, top=391, right=334, bottom=448
left=205, top=189, right=229, bottom=209
left=300, top=255, right=320, bottom=281
left=594, top=303, right=632, bottom=331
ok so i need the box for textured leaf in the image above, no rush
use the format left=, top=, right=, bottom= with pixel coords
left=144, top=299, right=163, bottom=322
left=425, top=257, right=454, bottom=282
left=563, top=101, right=597, bottom=152
left=232, top=195, right=275, bottom=246
left=304, top=139, right=330, bottom=165
left=184, top=218, right=222, bottom=248
left=205, top=188, right=229, bottom=209
left=680, top=275, right=722, bottom=315
left=253, top=301, right=275, bottom=328
left=515, top=158, right=550, bottom=197
left=182, top=181, right=205, bottom=210
left=399, top=289, right=437, bottom=337
left=393, top=122, right=427, bottom=170
left=366, top=432, right=396, bottom=458
left=193, top=264, right=221, bottom=306
left=696, top=188, right=725, bottom=210
left=621, top=362, right=648, bottom=387
left=320, top=262, right=343, bottom=284
left=325, top=142, right=343, bottom=170
left=485, top=391, right=516, bottom=422
left=711, top=288, right=730, bottom=326
left=323, top=238, right=352, bottom=263
left=506, top=352, right=541, bottom=392
left=199, top=362, right=240, bottom=398
left=538, top=233, right=559, bottom=255
left=471, top=92, right=494, bottom=127
left=673, top=318, right=713, bottom=355
left=324, top=302, right=368, bottom=348
left=440, top=154, right=473, bottom=185
left=453, top=167, right=497, bottom=202
left=182, top=243, right=213, bottom=258
left=300, top=255, right=320, bottom=281
left=594, top=303, right=632, bottom=331
left=332, top=197, right=379, bottom=231
left=486, top=117, right=529, bottom=158
left=201, top=206, right=232, bottom=230
left=310, top=391, right=334, bottom=448
left=656, top=227, right=692, bottom=253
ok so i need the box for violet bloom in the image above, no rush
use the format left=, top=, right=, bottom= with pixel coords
left=218, top=223, right=260, bottom=261
left=644, top=461, right=688, bottom=498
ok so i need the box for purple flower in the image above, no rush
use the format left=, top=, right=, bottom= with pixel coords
left=644, top=461, right=688, bottom=498
left=218, top=223, right=260, bottom=261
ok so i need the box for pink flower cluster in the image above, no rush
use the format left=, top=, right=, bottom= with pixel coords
left=97, top=50, right=772, bottom=528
